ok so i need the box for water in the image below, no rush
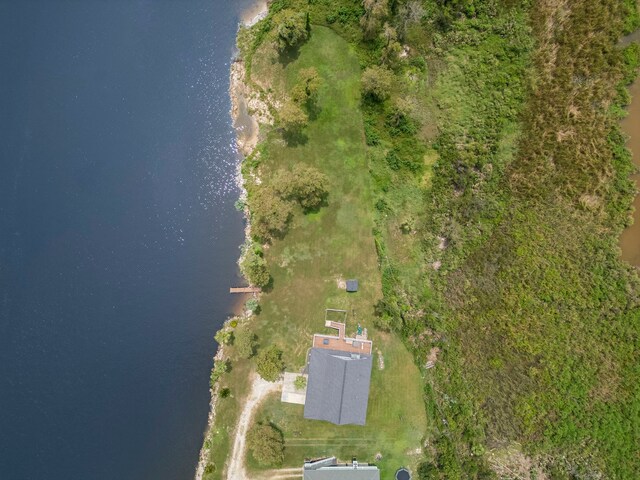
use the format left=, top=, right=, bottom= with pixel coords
left=0, top=1, right=255, bottom=478
left=620, top=80, right=640, bottom=267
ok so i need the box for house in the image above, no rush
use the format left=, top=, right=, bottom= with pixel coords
left=304, top=457, right=380, bottom=480
left=303, top=321, right=373, bottom=425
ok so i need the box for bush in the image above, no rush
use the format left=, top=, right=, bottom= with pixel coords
left=291, top=67, right=321, bottom=105
left=209, top=359, right=229, bottom=387
left=214, top=329, right=233, bottom=346
left=247, top=423, right=284, bottom=466
left=294, top=375, right=307, bottom=390
left=235, top=328, right=258, bottom=359
left=234, top=198, right=246, bottom=211
left=256, top=345, right=284, bottom=381
left=361, top=65, right=394, bottom=101
left=240, top=245, right=271, bottom=287
left=245, top=297, right=260, bottom=314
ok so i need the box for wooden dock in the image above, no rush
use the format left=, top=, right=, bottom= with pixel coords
left=229, top=286, right=261, bottom=294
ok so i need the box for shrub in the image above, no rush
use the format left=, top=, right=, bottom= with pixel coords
left=209, top=359, right=229, bottom=387
left=234, top=198, right=246, bottom=211
left=247, top=422, right=284, bottom=466
left=245, top=297, right=260, bottom=314
left=256, top=345, right=284, bottom=381
left=214, top=329, right=233, bottom=346
left=361, top=65, right=394, bottom=101
left=240, top=245, right=271, bottom=287
left=291, top=67, right=321, bottom=105
left=294, top=375, right=307, bottom=390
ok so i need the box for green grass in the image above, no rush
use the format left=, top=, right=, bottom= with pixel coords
left=204, top=25, right=427, bottom=479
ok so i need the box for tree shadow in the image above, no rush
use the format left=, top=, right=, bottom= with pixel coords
left=261, top=275, right=275, bottom=293
left=283, top=129, right=308, bottom=146
left=305, top=100, right=322, bottom=121
left=278, top=45, right=302, bottom=68
left=302, top=195, right=329, bottom=214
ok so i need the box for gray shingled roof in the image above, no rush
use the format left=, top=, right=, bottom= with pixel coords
left=303, top=348, right=372, bottom=425
left=303, top=465, right=380, bottom=480
left=303, top=458, right=380, bottom=480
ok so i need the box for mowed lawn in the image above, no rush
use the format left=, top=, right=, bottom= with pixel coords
left=245, top=26, right=428, bottom=476
left=251, top=25, right=381, bottom=368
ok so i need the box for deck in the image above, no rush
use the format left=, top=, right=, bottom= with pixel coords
left=312, top=334, right=373, bottom=355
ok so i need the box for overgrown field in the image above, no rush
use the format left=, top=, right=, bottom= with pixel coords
left=204, top=0, right=640, bottom=478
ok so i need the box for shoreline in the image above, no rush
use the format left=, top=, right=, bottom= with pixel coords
left=194, top=2, right=269, bottom=479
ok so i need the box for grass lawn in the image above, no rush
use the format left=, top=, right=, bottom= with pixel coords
left=204, top=25, right=428, bottom=479
left=250, top=25, right=382, bottom=369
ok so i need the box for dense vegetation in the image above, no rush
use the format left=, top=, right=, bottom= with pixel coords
left=207, top=0, right=640, bottom=478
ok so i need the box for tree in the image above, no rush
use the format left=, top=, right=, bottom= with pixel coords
left=279, top=100, right=308, bottom=133
left=249, top=186, right=293, bottom=240
left=292, top=67, right=321, bottom=105
left=240, top=245, right=271, bottom=287
left=214, top=329, right=234, bottom=346
left=273, top=164, right=329, bottom=210
left=275, top=11, right=309, bottom=52
left=360, top=0, right=389, bottom=40
left=235, top=328, right=258, bottom=359
left=361, top=66, right=394, bottom=101
left=398, top=1, right=425, bottom=37
left=256, top=345, right=284, bottom=381
left=380, top=23, right=402, bottom=67
left=247, top=423, right=284, bottom=466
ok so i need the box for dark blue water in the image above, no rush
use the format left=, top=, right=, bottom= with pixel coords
left=0, top=1, right=253, bottom=478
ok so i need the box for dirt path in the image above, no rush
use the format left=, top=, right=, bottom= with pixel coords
left=226, top=373, right=281, bottom=480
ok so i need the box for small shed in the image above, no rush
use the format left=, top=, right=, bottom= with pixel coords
left=346, top=279, right=359, bottom=292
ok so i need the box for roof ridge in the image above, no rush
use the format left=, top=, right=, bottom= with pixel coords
left=336, top=358, right=349, bottom=424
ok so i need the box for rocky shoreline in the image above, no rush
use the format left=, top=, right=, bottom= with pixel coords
left=194, top=2, right=269, bottom=479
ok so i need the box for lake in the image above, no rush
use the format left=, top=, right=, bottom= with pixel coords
left=0, top=1, right=253, bottom=478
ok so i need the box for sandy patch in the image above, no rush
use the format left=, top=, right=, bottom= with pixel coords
left=240, top=0, right=269, bottom=27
